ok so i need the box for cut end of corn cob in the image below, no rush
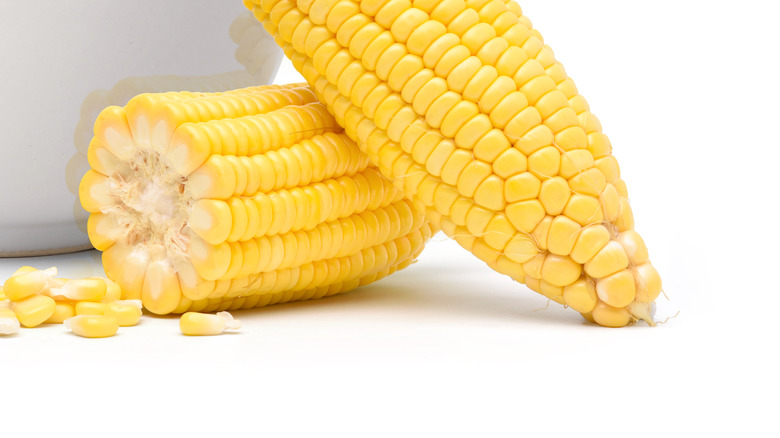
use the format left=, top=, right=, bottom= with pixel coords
left=80, top=84, right=432, bottom=315
left=247, top=0, right=664, bottom=327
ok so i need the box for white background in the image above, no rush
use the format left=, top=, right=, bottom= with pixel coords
left=1, top=0, right=778, bottom=436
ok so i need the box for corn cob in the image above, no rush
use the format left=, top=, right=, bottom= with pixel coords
left=246, top=0, right=663, bottom=327
left=79, top=83, right=433, bottom=315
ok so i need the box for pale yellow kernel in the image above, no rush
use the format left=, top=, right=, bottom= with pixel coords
left=515, top=125, right=553, bottom=156
left=505, top=172, right=541, bottom=203
left=584, top=241, right=629, bottom=279
left=541, top=254, right=582, bottom=287
left=522, top=253, right=545, bottom=279
left=180, top=311, right=241, bottom=336
left=492, top=148, right=527, bottom=179
left=547, top=216, right=581, bottom=256
left=600, top=184, right=620, bottom=223
left=538, top=176, right=570, bottom=215
left=596, top=269, right=636, bottom=308
left=587, top=132, right=612, bottom=158
left=559, top=149, right=595, bottom=179
left=3, top=267, right=56, bottom=301
left=48, top=278, right=107, bottom=302
left=554, top=126, right=587, bottom=151
left=564, top=194, right=604, bottom=226
left=456, top=160, right=493, bottom=198
left=473, top=129, right=511, bottom=162
left=504, top=233, right=539, bottom=263
left=45, top=303, right=76, bottom=324
left=563, top=279, right=598, bottom=314
left=591, top=302, right=631, bottom=328
left=570, top=225, right=612, bottom=264
left=1, top=308, right=20, bottom=335
left=595, top=156, right=620, bottom=183
left=473, top=175, right=506, bottom=210
left=616, top=197, right=635, bottom=231
left=101, top=278, right=122, bottom=303
left=482, top=214, right=515, bottom=251
left=14, top=295, right=56, bottom=328
left=76, top=302, right=107, bottom=316
left=528, top=146, right=561, bottom=179
left=531, top=216, right=553, bottom=250
left=504, top=107, right=542, bottom=140
left=635, top=263, right=663, bottom=303
left=440, top=149, right=473, bottom=186
left=65, top=315, right=119, bottom=338
left=105, top=301, right=143, bottom=327
left=568, top=168, right=607, bottom=197
left=506, top=200, right=546, bottom=233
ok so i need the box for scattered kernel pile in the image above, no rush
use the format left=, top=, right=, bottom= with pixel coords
left=0, top=266, right=238, bottom=337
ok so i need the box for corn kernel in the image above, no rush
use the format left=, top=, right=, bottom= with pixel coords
left=3, top=267, right=57, bottom=301
left=75, top=302, right=107, bottom=316
left=105, top=300, right=143, bottom=327
left=45, top=303, right=76, bottom=324
left=0, top=308, right=20, bottom=335
left=180, top=312, right=241, bottom=336
left=48, top=278, right=107, bottom=302
left=64, top=315, right=119, bottom=338
left=13, top=295, right=56, bottom=328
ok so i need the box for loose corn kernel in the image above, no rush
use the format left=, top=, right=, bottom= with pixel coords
left=3, top=267, right=57, bottom=301
left=105, top=300, right=143, bottom=327
left=64, top=315, right=119, bottom=338
left=0, top=308, right=20, bottom=335
left=100, top=278, right=122, bottom=303
left=13, top=295, right=56, bottom=328
left=180, top=311, right=241, bottom=336
left=45, top=303, right=76, bottom=324
left=48, top=278, right=107, bottom=302
left=75, top=302, right=107, bottom=316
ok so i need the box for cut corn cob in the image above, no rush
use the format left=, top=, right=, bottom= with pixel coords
left=247, top=0, right=663, bottom=326
left=80, top=83, right=433, bottom=315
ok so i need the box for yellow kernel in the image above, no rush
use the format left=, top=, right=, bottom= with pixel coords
left=180, top=312, right=241, bottom=336
left=591, top=302, right=632, bottom=328
left=65, top=315, right=119, bottom=338
left=505, top=172, right=541, bottom=203
left=563, top=279, right=598, bottom=314
left=540, top=254, right=582, bottom=287
left=105, top=301, right=143, bottom=327
left=0, top=308, right=20, bottom=335
left=635, top=263, right=663, bottom=303
left=75, top=302, right=107, bottom=316
left=45, top=303, right=76, bottom=324
left=538, top=176, right=570, bottom=215
left=547, top=216, right=581, bottom=256
left=596, top=269, right=636, bottom=308
left=3, top=267, right=57, bottom=301
left=13, top=295, right=56, bottom=328
left=49, top=278, right=107, bottom=302
left=570, top=225, right=612, bottom=264
left=584, top=241, right=629, bottom=279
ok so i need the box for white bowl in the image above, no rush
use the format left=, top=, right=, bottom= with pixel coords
left=0, top=1, right=282, bottom=257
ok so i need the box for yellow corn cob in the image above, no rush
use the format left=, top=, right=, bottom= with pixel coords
left=80, top=83, right=433, bottom=315
left=247, top=0, right=663, bottom=327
